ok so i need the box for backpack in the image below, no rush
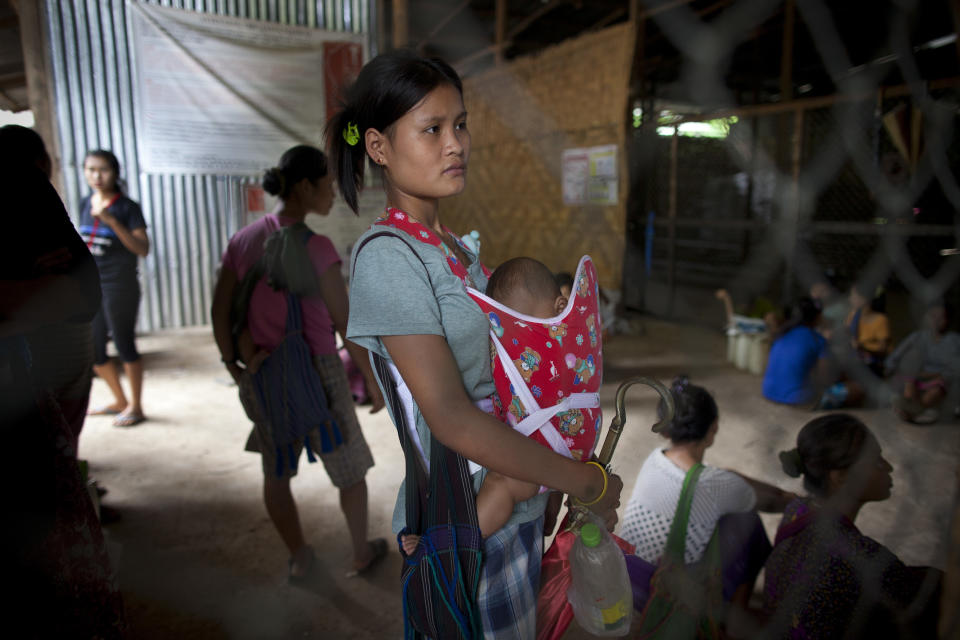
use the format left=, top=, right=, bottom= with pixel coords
left=237, top=223, right=342, bottom=476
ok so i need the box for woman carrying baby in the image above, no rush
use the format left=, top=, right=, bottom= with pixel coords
left=331, top=51, right=621, bottom=638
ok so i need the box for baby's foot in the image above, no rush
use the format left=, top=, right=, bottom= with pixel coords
left=401, top=534, right=420, bottom=556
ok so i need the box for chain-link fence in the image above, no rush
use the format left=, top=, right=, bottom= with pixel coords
left=624, top=1, right=958, bottom=637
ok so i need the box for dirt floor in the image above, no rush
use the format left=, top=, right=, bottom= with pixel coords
left=79, top=318, right=959, bottom=639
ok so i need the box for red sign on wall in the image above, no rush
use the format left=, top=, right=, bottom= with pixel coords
left=324, top=42, right=364, bottom=125
left=246, top=184, right=265, bottom=213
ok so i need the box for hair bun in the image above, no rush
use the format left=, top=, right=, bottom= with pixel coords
left=779, top=448, right=805, bottom=478
left=262, top=167, right=285, bottom=196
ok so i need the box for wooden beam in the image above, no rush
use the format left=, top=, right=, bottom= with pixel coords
left=0, top=89, right=22, bottom=112
left=495, top=0, right=507, bottom=65
left=637, top=0, right=695, bottom=19
left=588, top=7, right=627, bottom=32
left=393, top=0, right=409, bottom=49
left=453, top=42, right=506, bottom=70
left=418, top=0, right=471, bottom=52
left=11, top=0, right=63, bottom=193
left=507, top=0, right=567, bottom=40
left=664, top=76, right=960, bottom=123
left=0, top=72, right=27, bottom=90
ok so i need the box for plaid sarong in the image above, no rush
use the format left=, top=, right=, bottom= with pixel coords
left=477, top=516, right=544, bottom=639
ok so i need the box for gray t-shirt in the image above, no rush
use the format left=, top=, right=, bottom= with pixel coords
left=347, top=226, right=549, bottom=533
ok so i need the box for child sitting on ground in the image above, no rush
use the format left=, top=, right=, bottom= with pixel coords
left=402, top=256, right=602, bottom=553
left=886, top=301, right=960, bottom=423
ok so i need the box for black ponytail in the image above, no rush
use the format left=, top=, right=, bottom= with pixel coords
left=325, top=50, right=463, bottom=214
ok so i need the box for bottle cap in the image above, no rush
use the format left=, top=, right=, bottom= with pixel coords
left=580, top=522, right=601, bottom=548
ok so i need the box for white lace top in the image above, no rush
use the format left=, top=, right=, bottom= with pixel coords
left=619, top=448, right=756, bottom=564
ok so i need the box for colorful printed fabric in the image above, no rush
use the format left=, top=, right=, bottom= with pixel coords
left=374, top=207, right=491, bottom=287
left=467, top=256, right=604, bottom=462
left=372, top=209, right=606, bottom=459
left=763, top=498, right=941, bottom=640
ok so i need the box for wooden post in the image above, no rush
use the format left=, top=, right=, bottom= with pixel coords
left=495, top=0, right=507, bottom=66
left=780, top=0, right=795, bottom=102
left=12, top=0, right=63, bottom=194
left=782, top=107, right=803, bottom=297
left=376, top=0, right=387, bottom=55
left=392, top=0, right=408, bottom=49
left=667, top=127, right=679, bottom=315
left=943, top=472, right=960, bottom=639
left=951, top=0, right=960, bottom=69
left=776, top=0, right=797, bottom=300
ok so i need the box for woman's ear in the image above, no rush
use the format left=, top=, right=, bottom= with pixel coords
left=291, top=177, right=311, bottom=202
left=365, top=128, right=387, bottom=167
left=826, top=468, right=848, bottom=495
left=554, top=296, right=568, bottom=315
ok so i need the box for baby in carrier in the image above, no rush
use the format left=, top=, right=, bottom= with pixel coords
left=402, top=256, right=603, bottom=552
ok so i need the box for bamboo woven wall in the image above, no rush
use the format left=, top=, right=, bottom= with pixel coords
left=445, top=23, right=633, bottom=289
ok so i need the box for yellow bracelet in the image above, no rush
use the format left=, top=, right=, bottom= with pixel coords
left=576, top=461, right=608, bottom=506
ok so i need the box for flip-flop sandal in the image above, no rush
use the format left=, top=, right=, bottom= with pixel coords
left=346, top=538, right=388, bottom=578
left=113, top=412, right=146, bottom=427
left=88, top=406, right=122, bottom=416
left=893, top=397, right=924, bottom=423
left=912, top=408, right=940, bottom=425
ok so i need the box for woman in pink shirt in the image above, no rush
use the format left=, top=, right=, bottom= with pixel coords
left=211, top=145, right=385, bottom=581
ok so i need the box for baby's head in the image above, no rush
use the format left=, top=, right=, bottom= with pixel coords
left=487, top=257, right=567, bottom=318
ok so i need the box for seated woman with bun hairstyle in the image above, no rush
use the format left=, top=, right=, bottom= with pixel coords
left=763, top=414, right=942, bottom=639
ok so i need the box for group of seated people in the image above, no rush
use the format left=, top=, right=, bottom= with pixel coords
left=761, top=283, right=959, bottom=424
left=617, top=378, right=942, bottom=639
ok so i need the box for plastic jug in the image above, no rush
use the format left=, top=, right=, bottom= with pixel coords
left=567, top=522, right=633, bottom=636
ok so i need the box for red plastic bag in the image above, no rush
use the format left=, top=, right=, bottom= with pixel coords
left=536, top=514, right=636, bottom=640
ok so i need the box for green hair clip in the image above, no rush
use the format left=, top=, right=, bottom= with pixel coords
left=342, top=122, right=359, bottom=146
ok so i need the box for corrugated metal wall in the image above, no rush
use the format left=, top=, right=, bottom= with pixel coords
left=45, top=0, right=371, bottom=330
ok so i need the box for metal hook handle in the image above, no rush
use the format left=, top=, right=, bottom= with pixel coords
left=564, top=376, right=674, bottom=533
left=595, top=376, right=675, bottom=467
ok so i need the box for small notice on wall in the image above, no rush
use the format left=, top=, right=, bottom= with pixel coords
left=562, top=144, right=618, bottom=205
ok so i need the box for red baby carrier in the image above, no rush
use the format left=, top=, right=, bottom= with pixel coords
left=466, top=255, right=604, bottom=464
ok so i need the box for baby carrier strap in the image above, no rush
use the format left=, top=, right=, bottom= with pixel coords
left=354, top=231, right=484, bottom=640
left=488, top=329, right=596, bottom=458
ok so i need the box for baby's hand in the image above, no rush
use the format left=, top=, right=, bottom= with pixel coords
left=246, top=349, right=270, bottom=374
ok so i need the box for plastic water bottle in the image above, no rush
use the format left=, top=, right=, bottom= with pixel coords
left=567, top=522, right=633, bottom=636
left=460, top=230, right=480, bottom=255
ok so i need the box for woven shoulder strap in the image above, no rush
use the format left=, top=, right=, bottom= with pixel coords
left=353, top=231, right=479, bottom=532
left=664, top=463, right=705, bottom=562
